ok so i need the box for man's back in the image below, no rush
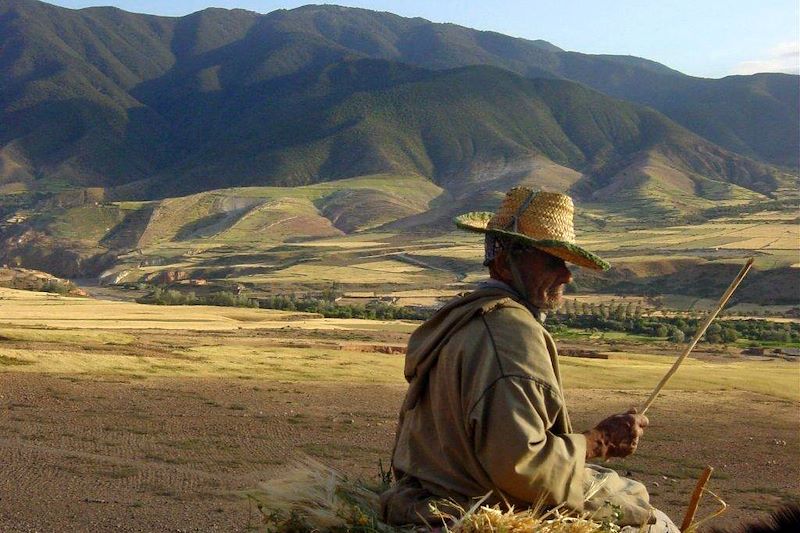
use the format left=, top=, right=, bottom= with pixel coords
left=383, top=287, right=586, bottom=524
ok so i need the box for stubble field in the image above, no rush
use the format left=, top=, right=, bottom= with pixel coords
left=0, top=288, right=798, bottom=531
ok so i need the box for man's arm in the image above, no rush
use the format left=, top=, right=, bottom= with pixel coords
left=470, top=376, right=587, bottom=510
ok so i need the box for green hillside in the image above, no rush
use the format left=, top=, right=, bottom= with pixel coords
left=242, top=4, right=800, bottom=168
left=1, top=0, right=797, bottom=198
left=136, top=61, right=786, bottom=207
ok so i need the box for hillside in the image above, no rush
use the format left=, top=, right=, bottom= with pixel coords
left=1, top=0, right=797, bottom=197
left=0, top=0, right=797, bottom=303
left=206, top=4, right=800, bottom=168
left=1, top=4, right=790, bottom=206
left=2, top=172, right=797, bottom=306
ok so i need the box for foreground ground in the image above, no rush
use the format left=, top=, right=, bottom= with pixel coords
left=1, top=289, right=798, bottom=531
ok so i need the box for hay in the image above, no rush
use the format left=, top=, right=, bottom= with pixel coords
left=248, top=459, right=627, bottom=532
left=248, top=458, right=396, bottom=532
left=430, top=495, right=621, bottom=533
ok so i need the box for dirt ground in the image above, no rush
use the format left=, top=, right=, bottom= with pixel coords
left=1, top=372, right=797, bottom=532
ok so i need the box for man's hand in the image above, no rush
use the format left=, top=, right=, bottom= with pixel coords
left=583, top=408, right=649, bottom=460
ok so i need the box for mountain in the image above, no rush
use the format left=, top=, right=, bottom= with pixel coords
left=1, top=0, right=793, bottom=208
left=227, top=4, right=800, bottom=168
left=138, top=60, right=782, bottom=207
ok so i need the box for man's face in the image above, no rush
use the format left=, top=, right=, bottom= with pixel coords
left=495, top=246, right=573, bottom=310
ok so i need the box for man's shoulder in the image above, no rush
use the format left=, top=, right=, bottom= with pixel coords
left=468, top=298, right=557, bottom=381
left=446, top=287, right=520, bottom=312
left=481, top=299, right=547, bottom=335
left=441, top=289, right=548, bottom=341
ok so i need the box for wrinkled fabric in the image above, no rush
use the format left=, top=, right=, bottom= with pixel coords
left=584, top=464, right=654, bottom=525
left=382, top=286, right=661, bottom=528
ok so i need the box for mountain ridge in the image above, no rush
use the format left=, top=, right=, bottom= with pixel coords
left=0, top=0, right=796, bottom=202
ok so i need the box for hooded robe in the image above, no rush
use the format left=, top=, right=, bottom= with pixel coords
left=381, top=285, right=656, bottom=528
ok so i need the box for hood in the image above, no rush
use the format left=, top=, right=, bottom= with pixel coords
left=402, top=286, right=524, bottom=412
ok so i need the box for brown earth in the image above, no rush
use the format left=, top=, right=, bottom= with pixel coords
left=0, top=373, right=797, bottom=532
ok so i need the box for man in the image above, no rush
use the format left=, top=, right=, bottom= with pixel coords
left=381, top=188, right=678, bottom=531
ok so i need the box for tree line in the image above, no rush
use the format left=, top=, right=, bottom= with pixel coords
left=136, top=287, right=257, bottom=308
left=257, top=294, right=430, bottom=320
left=549, top=302, right=800, bottom=345
left=136, top=286, right=429, bottom=320
left=134, top=286, right=798, bottom=345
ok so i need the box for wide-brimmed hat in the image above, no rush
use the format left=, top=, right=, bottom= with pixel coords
left=454, top=188, right=609, bottom=271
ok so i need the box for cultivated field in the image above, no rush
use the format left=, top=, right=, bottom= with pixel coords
left=52, top=173, right=792, bottom=309
left=1, top=288, right=798, bottom=531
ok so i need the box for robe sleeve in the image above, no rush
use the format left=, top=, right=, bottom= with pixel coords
left=469, top=376, right=587, bottom=510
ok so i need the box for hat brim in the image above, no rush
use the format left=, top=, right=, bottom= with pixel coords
left=454, top=211, right=610, bottom=271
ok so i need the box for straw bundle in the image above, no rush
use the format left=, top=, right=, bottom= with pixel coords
left=429, top=496, right=621, bottom=533
left=247, top=458, right=394, bottom=532
left=248, top=459, right=625, bottom=532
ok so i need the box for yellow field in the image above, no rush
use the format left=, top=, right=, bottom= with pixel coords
left=353, top=260, right=425, bottom=273
left=1, top=288, right=798, bottom=402
left=586, top=220, right=799, bottom=260
left=409, top=245, right=486, bottom=259
left=560, top=353, right=799, bottom=401
left=230, top=263, right=431, bottom=284
left=0, top=288, right=417, bottom=332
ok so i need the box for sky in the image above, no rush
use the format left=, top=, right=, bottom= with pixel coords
left=46, top=0, right=800, bottom=79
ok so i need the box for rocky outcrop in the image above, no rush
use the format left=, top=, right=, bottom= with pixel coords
left=0, top=266, right=87, bottom=296
left=145, top=269, right=191, bottom=285
left=0, top=228, right=117, bottom=279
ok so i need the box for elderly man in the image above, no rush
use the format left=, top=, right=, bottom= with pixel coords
left=381, top=188, right=678, bottom=531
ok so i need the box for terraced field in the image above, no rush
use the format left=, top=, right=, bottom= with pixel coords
left=3, top=172, right=797, bottom=314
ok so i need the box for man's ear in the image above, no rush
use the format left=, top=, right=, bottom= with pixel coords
left=489, top=249, right=513, bottom=282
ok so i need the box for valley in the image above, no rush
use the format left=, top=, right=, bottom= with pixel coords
left=0, top=2, right=798, bottom=531
left=2, top=174, right=797, bottom=314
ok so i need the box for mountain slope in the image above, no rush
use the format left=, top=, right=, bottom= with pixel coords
left=0, top=0, right=795, bottom=199
left=247, top=4, right=800, bottom=168
left=125, top=57, right=783, bottom=208
left=0, top=1, right=264, bottom=185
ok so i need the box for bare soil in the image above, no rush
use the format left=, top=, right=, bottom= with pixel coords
left=0, top=373, right=797, bottom=532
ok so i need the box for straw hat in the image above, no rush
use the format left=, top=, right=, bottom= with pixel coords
left=454, top=187, right=609, bottom=271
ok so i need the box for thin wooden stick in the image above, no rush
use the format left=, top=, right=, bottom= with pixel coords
left=640, top=257, right=754, bottom=415
left=681, top=466, right=714, bottom=531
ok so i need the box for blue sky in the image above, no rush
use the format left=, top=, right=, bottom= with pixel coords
left=47, top=0, right=799, bottom=79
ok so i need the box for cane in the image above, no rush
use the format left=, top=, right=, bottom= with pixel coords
left=640, top=258, right=754, bottom=415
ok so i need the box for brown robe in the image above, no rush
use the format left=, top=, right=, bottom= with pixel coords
left=381, top=285, right=655, bottom=527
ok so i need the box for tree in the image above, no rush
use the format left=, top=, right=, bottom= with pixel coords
left=669, top=327, right=686, bottom=343
left=321, top=282, right=342, bottom=302
left=705, top=323, right=722, bottom=343
left=721, top=327, right=738, bottom=343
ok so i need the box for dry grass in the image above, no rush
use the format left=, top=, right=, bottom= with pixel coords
left=0, top=344, right=406, bottom=381
left=0, top=287, right=415, bottom=332
left=354, top=260, right=426, bottom=273
left=559, top=355, right=800, bottom=402
left=236, top=264, right=432, bottom=284
left=1, top=288, right=797, bottom=401
left=251, top=459, right=626, bottom=532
